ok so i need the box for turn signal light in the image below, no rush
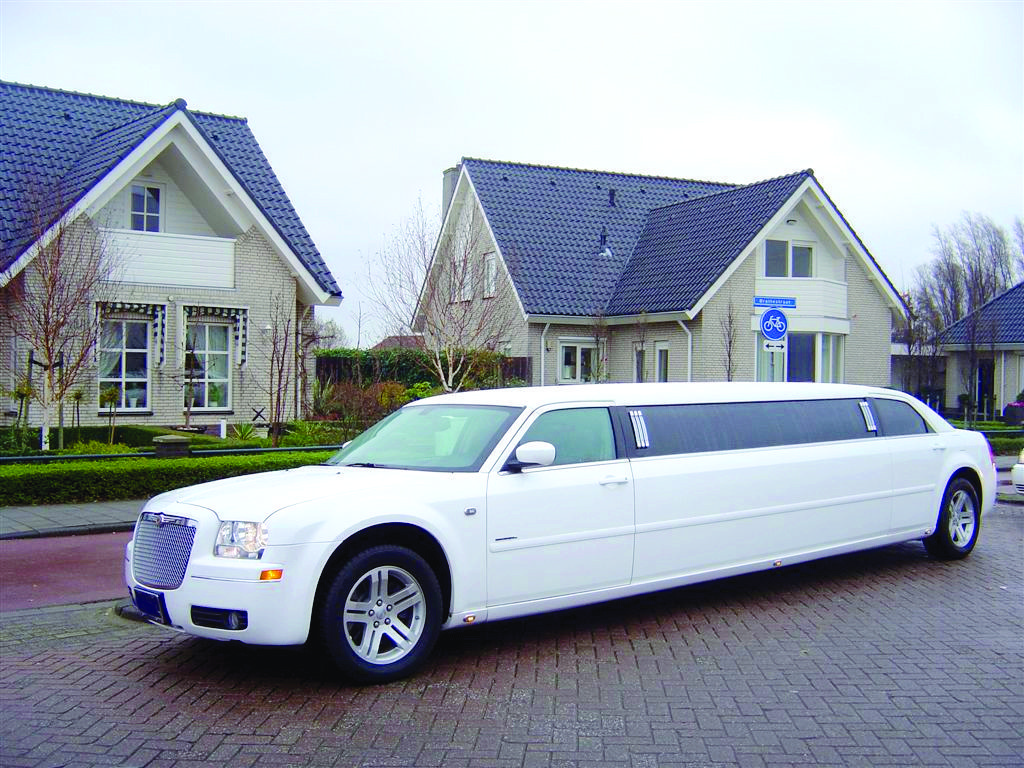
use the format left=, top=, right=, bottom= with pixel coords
left=259, top=569, right=283, bottom=581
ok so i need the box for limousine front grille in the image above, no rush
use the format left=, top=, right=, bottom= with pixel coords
left=132, top=512, right=197, bottom=589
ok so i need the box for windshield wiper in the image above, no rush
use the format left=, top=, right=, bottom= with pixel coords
left=341, top=462, right=380, bottom=468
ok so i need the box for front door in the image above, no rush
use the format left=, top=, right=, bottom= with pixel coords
left=485, top=406, right=634, bottom=606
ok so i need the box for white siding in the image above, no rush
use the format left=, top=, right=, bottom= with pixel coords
left=95, top=159, right=217, bottom=237
left=752, top=276, right=848, bottom=320
left=109, top=230, right=235, bottom=288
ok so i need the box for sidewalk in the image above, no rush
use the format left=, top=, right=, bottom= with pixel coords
left=0, top=498, right=145, bottom=539
left=1, top=458, right=1021, bottom=540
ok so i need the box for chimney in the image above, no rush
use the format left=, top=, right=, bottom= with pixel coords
left=442, top=164, right=461, bottom=216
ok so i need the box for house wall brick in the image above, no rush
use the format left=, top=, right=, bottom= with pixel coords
left=844, top=254, right=893, bottom=386
left=96, top=159, right=217, bottom=237
left=689, top=254, right=757, bottom=382
left=2, top=218, right=308, bottom=436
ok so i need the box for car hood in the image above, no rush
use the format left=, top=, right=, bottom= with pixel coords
left=145, top=464, right=428, bottom=520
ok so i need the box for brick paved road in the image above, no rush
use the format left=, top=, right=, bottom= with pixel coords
left=1, top=506, right=1021, bottom=768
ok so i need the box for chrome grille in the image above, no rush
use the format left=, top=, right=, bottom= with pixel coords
left=132, top=512, right=197, bottom=589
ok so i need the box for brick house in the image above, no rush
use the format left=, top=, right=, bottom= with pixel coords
left=938, top=280, right=1024, bottom=419
left=417, top=158, right=905, bottom=387
left=0, top=82, right=342, bottom=437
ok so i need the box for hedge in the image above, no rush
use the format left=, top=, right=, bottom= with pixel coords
left=0, top=451, right=334, bottom=506
left=987, top=436, right=1024, bottom=456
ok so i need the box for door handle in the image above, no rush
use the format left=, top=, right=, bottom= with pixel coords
left=599, top=475, right=629, bottom=486
left=931, top=444, right=947, bottom=452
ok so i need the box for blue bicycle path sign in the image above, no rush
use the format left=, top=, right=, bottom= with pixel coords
left=760, top=308, right=788, bottom=341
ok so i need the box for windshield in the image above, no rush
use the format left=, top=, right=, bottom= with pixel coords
left=325, top=403, right=523, bottom=472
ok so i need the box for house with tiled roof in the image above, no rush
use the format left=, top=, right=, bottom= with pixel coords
left=938, top=281, right=1024, bottom=418
left=416, top=158, right=904, bottom=388
left=1, top=81, right=342, bottom=440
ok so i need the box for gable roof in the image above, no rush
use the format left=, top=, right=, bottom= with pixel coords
left=460, top=158, right=901, bottom=319
left=462, top=158, right=732, bottom=316
left=0, top=81, right=341, bottom=300
left=372, top=334, right=426, bottom=350
left=939, top=281, right=1024, bottom=345
left=608, top=171, right=811, bottom=314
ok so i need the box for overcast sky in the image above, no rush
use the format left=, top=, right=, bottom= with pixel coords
left=2, top=0, right=1021, bottom=344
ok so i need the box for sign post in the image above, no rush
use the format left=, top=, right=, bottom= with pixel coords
left=759, top=308, right=788, bottom=381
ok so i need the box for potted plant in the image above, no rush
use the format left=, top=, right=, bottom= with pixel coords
left=1004, top=391, right=1024, bottom=425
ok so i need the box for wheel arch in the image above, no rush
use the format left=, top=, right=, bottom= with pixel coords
left=311, top=523, right=453, bottom=634
left=947, top=465, right=983, bottom=511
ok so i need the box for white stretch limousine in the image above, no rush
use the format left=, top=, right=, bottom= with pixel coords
left=125, top=383, right=996, bottom=682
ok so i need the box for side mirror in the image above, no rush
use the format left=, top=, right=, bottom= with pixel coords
left=504, top=441, right=556, bottom=473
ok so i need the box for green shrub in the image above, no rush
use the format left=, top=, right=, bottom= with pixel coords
left=0, top=451, right=335, bottom=506
left=61, top=440, right=138, bottom=455
left=231, top=422, right=257, bottom=440
left=987, top=436, right=1024, bottom=456
left=405, top=381, right=439, bottom=401
left=281, top=420, right=350, bottom=447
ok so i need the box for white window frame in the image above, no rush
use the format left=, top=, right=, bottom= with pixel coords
left=655, top=341, right=670, bottom=382
left=764, top=239, right=814, bottom=278
left=184, top=322, right=232, bottom=411
left=756, top=331, right=845, bottom=383
left=558, top=340, right=599, bottom=384
left=129, top=182, right=163, bottom=233
left=819, top=333, right=845, bottom=383
left=98, top=319, right=151, bottom=411
left=483, top=252, right=497, bottom=298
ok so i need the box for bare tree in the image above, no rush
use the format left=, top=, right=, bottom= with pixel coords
left=296, top=310, right=347, bottom=416
left=894, top=289, right=944, bottom=406
left=585, top=308, right=611, bottom=383
left=1014, top=218, right=1024, bottom=277
left=912, top=212, right=1023, bottom=425
left=264, top=294, right=296, bottom=447
left=719, top=299, right=739, bottom=382
left=0, top=191, right=120, bottom=450
left=369, top=197, right=436, bottom=339
left=392, top=202, right=520, bottom=392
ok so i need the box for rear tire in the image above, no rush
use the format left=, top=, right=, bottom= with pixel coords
left=320, top=545, right=442, bottom=684
left=924, top=477, right=980, bottom=560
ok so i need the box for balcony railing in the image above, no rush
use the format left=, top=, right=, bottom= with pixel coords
left=105, top=229, right=236, bottom=289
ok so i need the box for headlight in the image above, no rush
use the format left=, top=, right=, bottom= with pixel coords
left=215, top=521, right=268, bottom=559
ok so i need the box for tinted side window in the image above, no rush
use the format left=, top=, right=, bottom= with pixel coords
left=871, top=398, right=929, bottom=436
left=521, top=408, right=616, bottom=466
left=628, top=399, right=874, bottom=457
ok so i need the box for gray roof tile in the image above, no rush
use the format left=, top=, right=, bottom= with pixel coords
left=463, top=159, right=826, bottom=317
left=1, top=82, right=340, bottom=298
left=463, top=158, right=732, bottom=316
left=940, top=281, right=1024, bottom=345
left=609, top=171, right=810, bottom=314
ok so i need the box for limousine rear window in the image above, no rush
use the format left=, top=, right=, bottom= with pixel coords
left=623, top=398, right=876, bottom=457
left=327, top=404, right=523, bottom=472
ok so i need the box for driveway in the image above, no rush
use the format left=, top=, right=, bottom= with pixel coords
left=1, top=505, right=1021, bottom=767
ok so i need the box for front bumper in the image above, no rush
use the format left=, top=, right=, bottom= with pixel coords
left=1012, top=463, right=1024, bottom=495
left=123, top=504, right=326, bottom=646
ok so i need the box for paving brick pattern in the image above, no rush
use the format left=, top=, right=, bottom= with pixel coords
left=1, top=507, right=1021, bottom=767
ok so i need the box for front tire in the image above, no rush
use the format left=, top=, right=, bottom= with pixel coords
left=320, top=545, right=442, bottom=684
left=924, top=477, right=980, bottom=560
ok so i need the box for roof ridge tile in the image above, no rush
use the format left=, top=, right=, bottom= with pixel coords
left=462, top=156, right=736, bottom=189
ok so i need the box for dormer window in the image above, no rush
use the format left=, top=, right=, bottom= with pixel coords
left=765, top=239, right=813, bottom=278
left=130, top=184, right=161, bottom=232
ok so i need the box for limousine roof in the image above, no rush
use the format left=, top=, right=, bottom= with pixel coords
left=421, top=382, right=927, bottom=411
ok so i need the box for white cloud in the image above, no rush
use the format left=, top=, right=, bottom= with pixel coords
left=1, top=0, right=1020, bottom=343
